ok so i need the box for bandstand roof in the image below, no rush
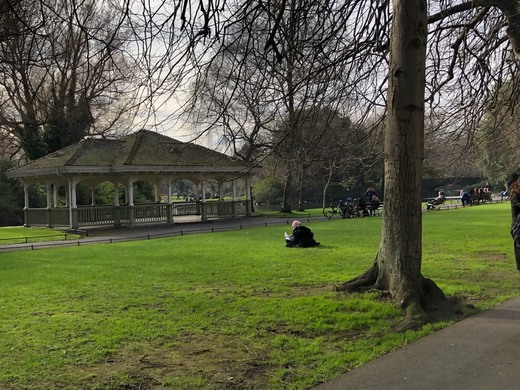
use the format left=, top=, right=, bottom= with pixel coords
left=7, top=129, right=260, bottom=182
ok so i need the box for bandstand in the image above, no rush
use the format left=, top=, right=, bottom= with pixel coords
left=6, top=129, right=260, bottom=229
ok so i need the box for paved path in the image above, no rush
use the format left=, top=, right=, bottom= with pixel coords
left=0, top=215, right=325, bottom=252
left=313, top=297, right=520, bottom=389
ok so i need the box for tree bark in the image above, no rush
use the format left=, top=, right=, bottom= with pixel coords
left=298, top=163, right=305, bottom=212
left=336, top=0, right=446, bottom=329
left=280, top=172, right=292, bottom=213
left=489, top=0, right=520, bottom=58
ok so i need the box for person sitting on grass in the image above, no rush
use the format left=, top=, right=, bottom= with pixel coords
left=285, top=220, right=320, bottom=248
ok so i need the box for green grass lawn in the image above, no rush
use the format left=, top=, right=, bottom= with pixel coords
left=256, top=208, right=325, bottom=218
left=0, top=226, right=80, bottom=244
left=0, top=202, right=518, bottom=389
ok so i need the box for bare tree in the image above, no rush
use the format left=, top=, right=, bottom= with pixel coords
left=0, top=0, right=139, bottom=160
left=272, top=106, right=359, bottom=211
left=188, top=25, right=279, bottom=161
left=471, top=79, right=520, bottom=184
left=185, top=0, right=381, bottom=213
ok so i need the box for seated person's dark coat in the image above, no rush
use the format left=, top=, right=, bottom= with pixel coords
left=286, top=226, right=320, bottom=248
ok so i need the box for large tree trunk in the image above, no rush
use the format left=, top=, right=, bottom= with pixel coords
left=336, top=0, right=446, bottom=330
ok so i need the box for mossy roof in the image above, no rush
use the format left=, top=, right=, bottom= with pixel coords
left=7, top=129, right=258, bottom=179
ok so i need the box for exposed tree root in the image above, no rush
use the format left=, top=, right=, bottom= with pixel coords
left=336, top=263, right=464, bottom=331
left=334, top=259, right=381, bottom=293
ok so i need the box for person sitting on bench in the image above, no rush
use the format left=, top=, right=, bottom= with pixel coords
left=427, top=191, right=446, bottom=211
left=367, top=195, right=381, bottom=216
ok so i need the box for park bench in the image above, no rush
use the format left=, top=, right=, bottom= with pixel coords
left=471, top=191, right=492, bottom=205
left=366, top=202, right=383, bottom=216
left=426, top=197, right=445, bottom=211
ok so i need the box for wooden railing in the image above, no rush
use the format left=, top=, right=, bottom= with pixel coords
left=24, top=200, right=251, bottom=228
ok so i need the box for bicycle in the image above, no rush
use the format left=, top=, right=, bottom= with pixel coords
left=323, top=200, right=361, bottom=220
left=323, top=200, right=347, bottom=220
left=323, top=202, right=342, bottom=220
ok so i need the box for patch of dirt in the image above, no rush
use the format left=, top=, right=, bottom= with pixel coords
left=285, top=283, right=335, bottom=297
left=79, top=335, right=273, bottom=389
left=473, top=251, right=509, bottom=261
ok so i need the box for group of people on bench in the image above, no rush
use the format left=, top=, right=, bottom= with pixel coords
left=339, top=187, right=381, bottom=218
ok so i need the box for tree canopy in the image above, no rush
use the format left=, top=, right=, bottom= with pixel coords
left=3, top=1, right=520, bottom=171
left=0, top=0, right=139, bottom=160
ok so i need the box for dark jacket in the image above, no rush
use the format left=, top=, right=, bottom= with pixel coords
left=286, top=226, right=320, bottom=248
left=510, top=193, right=520, bottom=237
left=511, top=193, right=520, bottom=229
left=510, top=192, right=520, bottom=270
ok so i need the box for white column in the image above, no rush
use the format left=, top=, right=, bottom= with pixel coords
left=113, top=182, right=120, bottom=206
left=53, top=185, right=58, bottom=207
left=166, top=179, right=173, bottom=223
left=67, top=178, right=74, bottom=229
left=70, top=179, right=77, bottom=208
left=46, top=182, right=53, bottom=208
left=245, top=177, right=252, bottom=215
left=194, top=182, right=201, bottom=201
left=231, top=180, right=237, bottom=217
left=200, top=180, right=206, bottom=220
left=218, top=181, right=224, bottom=201
left=23, top=183, right=29, bottom=210
left=91, top=188, right=95, bottom=206
left=246, top=178, right=251, bottom=202
left=154, top=184, right=159, bottom=202
left=127, top=179, right=134, bottom=206
left=167, top=181, right=172, bottom=204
